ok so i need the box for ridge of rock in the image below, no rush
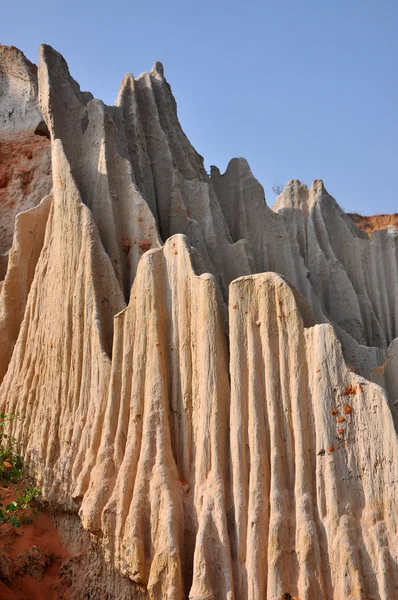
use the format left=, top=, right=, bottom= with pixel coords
left=0, top=44, right=397, bottom=600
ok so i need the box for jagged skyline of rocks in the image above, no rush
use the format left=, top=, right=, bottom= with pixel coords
left=0, top=43, right=397, bottom=599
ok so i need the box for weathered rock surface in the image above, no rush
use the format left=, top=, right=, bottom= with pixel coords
left=348, top=211, right=398, bottom=236
left=0, top=46, right=51, bottom=253
left=0, top=44, right=397, bottom=599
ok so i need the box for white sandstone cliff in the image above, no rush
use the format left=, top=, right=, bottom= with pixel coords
left=0, top=44, right=397, bottom=600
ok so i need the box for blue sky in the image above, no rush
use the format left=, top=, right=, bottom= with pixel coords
left=2, top=0, right=397, bottom=214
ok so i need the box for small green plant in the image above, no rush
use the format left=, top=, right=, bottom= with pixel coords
left=0, top=413, right=42, bottom=528
left=0, top=487, right=41, bottom=528
left=17, top=486, right=41, bottom=509
left=0, top=412, right=24, bottom=483
left=0, top=500, right=20, bottom=527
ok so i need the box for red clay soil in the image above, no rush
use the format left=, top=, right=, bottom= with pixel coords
left=0, top=132, right=50, bottom=202
left=0, top=130, right=51, bottom=253
left=0, top=482, right=70, bottom=600
left=348, top=212, right=398, bottom=235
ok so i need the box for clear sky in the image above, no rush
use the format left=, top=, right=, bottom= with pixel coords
left=2, top=0, right=397, bottom=214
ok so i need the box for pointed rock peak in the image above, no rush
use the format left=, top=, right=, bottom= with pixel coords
left=39, top=44, right=93, bottom=107
left=0, top=44, right=37, bottom=78
left=38, top=44, right=93, bottom=139
left=210, top=165, right=220, bottom=176
left=115, top=73, right=135, bottom=106
left=275, top=178, right=349, bottom=223
left=307, top=180, right=364, bottom=235
left=224, top=157, right=251, bottom=175
left=39, top=44, right=70, bottom=78
left=283, top=178, right=308, bottom=195
left=309, top=178, right=348, bottom=214
left=286, top=178, right=309, bottom=200
left=310, top=178, right=327, bottom=196
left=151, top=60, right=164, bottom=77
left=121, top=72, right=135, bottom=88
left=273, top=179, right=310, bottom=214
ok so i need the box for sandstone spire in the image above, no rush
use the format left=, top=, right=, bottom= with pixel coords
left=0, top=44, right=397, bottom=599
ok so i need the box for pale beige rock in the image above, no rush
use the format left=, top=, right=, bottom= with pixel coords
left=0, top=194, right=51, bottom=383
left=1, top=139, right=126, bottom=507
left=273, top=179, right=398, bottom=349
left=0, top=44, right=397, bottom=600
left=229, top=274, right=397, bottom=600
left=0, top=45, right=43, bottom=133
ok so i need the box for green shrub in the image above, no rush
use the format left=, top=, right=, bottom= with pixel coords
left=0, top=413, right=42, bottom=527
left=0, top=412, right=24, bottom=482
left=0, top=487, right=41, bottom=527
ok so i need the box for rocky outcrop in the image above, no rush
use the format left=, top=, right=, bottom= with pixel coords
left=228, top=274, right=397, bottom=600
left=348, top=211, right=398, bottom=235
left=0, top=194, right=51, bottom=383
left=0, top=45, right=44, bottom=134
left=0, top=44, right=397, bottom=600
left=0, top=46, right=51, bottom=254
left=273, top=181, right=398, bottom=349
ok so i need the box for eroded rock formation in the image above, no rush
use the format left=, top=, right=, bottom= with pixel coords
left=0, top=46, right=51, bottom=255
left=0, top=44, right=397, bottom=600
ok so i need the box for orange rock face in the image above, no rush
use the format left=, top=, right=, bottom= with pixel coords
left=0, top=132, right=51, bottom=252
left=348, top=211, right=398, bottom=235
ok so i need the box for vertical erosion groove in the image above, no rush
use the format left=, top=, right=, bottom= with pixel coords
left=0, top=43, right=397, bottom=600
